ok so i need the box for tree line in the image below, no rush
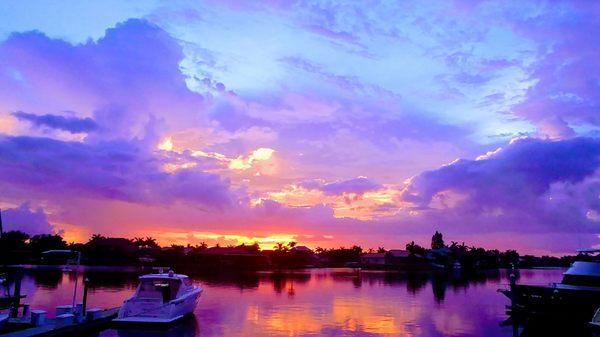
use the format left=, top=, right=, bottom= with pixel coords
left=0, top=230, right=579, bottom=270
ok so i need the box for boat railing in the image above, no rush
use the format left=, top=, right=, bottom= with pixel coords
left=498, top=281, right=558, bottom=288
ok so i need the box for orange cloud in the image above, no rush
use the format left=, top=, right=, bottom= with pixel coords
left=260, top=184, right=405, bottom=220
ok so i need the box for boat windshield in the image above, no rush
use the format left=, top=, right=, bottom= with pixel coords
left=562, top=261, right=600, bottom=286
left=138, top=279, right=182, bottom=302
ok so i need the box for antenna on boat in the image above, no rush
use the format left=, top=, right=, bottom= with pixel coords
left=0, top=208, right=3, bottom=238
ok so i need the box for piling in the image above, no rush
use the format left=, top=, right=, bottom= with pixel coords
left=82, top=277, right=90, bottom=317
left=10, top=269, right=23, bottom=318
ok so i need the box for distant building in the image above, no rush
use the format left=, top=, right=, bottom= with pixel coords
left=365, top=249, right=431, bottom=270
left=426, top=247, right=451, bottom=259
left=201, top=246, right=258, bottom=255
left=291, top=245, right=313, bottom=253
left=387, top=249, right=410, bottom=258
left=199, top=244, right=267, bottom=269
left=360, top=253, right=386, bottom=266
left=289, top=246, right=317, bottom=267
left=86, top=237, right=137, bottom=254
left=386, top=249, right=411, bottom=265
left=425, top=247, right=451, bottom=263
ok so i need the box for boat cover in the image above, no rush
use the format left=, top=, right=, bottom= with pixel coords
left=564, top=261, right=600, bottom=277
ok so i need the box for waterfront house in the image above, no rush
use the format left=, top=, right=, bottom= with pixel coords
left=290, top=245, right=317, bottom=266
left=291, top=245, right=313, bottom=253
left=386, top=249, right=432, bottom=270
left=360, top=253, right=386, bottom=267
left=386, top=250, right=411, bottom=263
left=199, top=245, right=268, bottom=269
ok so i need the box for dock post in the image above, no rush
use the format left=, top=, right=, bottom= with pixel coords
left=509, top=271, right=516, bottom=308
left=82, top=277, right=90, bottom=318
left=10, top=268, right=23, bottom=318
left=30, top=310, right=46, bottom=326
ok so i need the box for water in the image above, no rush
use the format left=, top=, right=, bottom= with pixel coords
left=1, top=267, right=584, bottom=336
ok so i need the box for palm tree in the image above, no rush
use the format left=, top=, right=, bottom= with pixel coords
left=89, top=234, right=105, bottom=243
left=274, top=242, right=288, bottom=252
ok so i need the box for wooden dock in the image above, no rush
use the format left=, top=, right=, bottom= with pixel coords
left=1, top=308, right=119, bottom=337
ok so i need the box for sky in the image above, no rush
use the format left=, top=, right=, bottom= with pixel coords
left=0, top=0, right=598, bottom=255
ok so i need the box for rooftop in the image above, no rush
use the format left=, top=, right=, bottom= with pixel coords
left=201, top=246, right=260, bottom=255
left=362, top=253, right=386, bottom=258
left=291, top=245, right=313, bottom=252
left=139, top=273, right=189, bottom=280
left=388, top=250, right=410, bottom=257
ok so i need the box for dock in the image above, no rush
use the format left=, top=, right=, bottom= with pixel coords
left=1, top=307, right=119, bottom=337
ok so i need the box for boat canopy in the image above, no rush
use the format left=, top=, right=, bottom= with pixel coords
left=564, top=261, right=600, bottom=277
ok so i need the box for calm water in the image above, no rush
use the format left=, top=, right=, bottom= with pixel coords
left=1, top=267, right=584, bottom=337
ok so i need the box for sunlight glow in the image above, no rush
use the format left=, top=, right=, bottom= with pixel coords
left=155, top=231, right=299, bottom=250
left=158, top=136, right=174, bottom=151
left=262, top=184, right=403, bottom=220
left=229, top=148, right=275, bottom=170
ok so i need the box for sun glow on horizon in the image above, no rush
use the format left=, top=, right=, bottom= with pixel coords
left=152, top=231, right=312, bottom=250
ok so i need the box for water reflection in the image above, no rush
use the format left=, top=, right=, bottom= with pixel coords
left=104, top=316, right=199, bottom=337
left=29, top=268, right=63, bottom=289
left=0, top=267, right=589, bottom=337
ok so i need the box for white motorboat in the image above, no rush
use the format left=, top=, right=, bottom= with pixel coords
left=115, top=270, right=202, bottom=324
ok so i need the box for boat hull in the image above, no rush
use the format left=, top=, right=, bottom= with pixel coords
left=113, top=314, right=187, bottom=324
left=503, top=284, right=600, bottom=322
left=115, top=288, right=202, bottom=324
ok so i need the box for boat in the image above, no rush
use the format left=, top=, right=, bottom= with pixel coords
left=115, top=270, right=202, bottom=324
left=591, top=308, right=600, bottom=330
left=500, top=249, right=600, bottom=323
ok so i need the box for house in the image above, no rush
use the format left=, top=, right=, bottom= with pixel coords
left=426, top=246, right=451, bottom=260
left=199, top=244, right=268, bottom=269
left=386, top=249, right=411, bottom=264
left=201, top=246, right=258, bottom=255
left=386, top=249, right=431, bottom=270
left=360, top=253, right=386, bottom=266
left=291, top=245, right=313, bottom=253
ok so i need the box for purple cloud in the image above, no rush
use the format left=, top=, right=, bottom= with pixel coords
left=401, top=137, right=600, bottom=233
left=12, top=111, right=98, bottom=133
left=0, top=135, right=234, bottom=208
left=300, top=177, right=381, bottom=195
left=2, top=203, right=54, bottom=235
left=402, top=137, right=600, bottom=206
left=322, top=177, right=381, bottom=195
left=508, top=2, right=600, bottom=137
left=0, top=19, right=205, bottom=142
left=0, top=7, right=598, bottom=254
left=0, top=20, right=237, bottom=210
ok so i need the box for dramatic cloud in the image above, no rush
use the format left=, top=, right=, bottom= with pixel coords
left=0, top=135, right=234, bottom=208
left=507, top=2, right=600, bottom=138
left=12, top=111, right=98, bottom=133
left=1, top=203, right=54, bottom=235
left=0, top=2, right=599, bottom=254
left=0, top=19, right=206, bottom=142
left=301, top=177, right=381, bottom=196
left=401, top=137, right=600, bottom=233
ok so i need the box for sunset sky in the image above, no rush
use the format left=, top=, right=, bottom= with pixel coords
left=0, top=1, right=598, bottom=255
